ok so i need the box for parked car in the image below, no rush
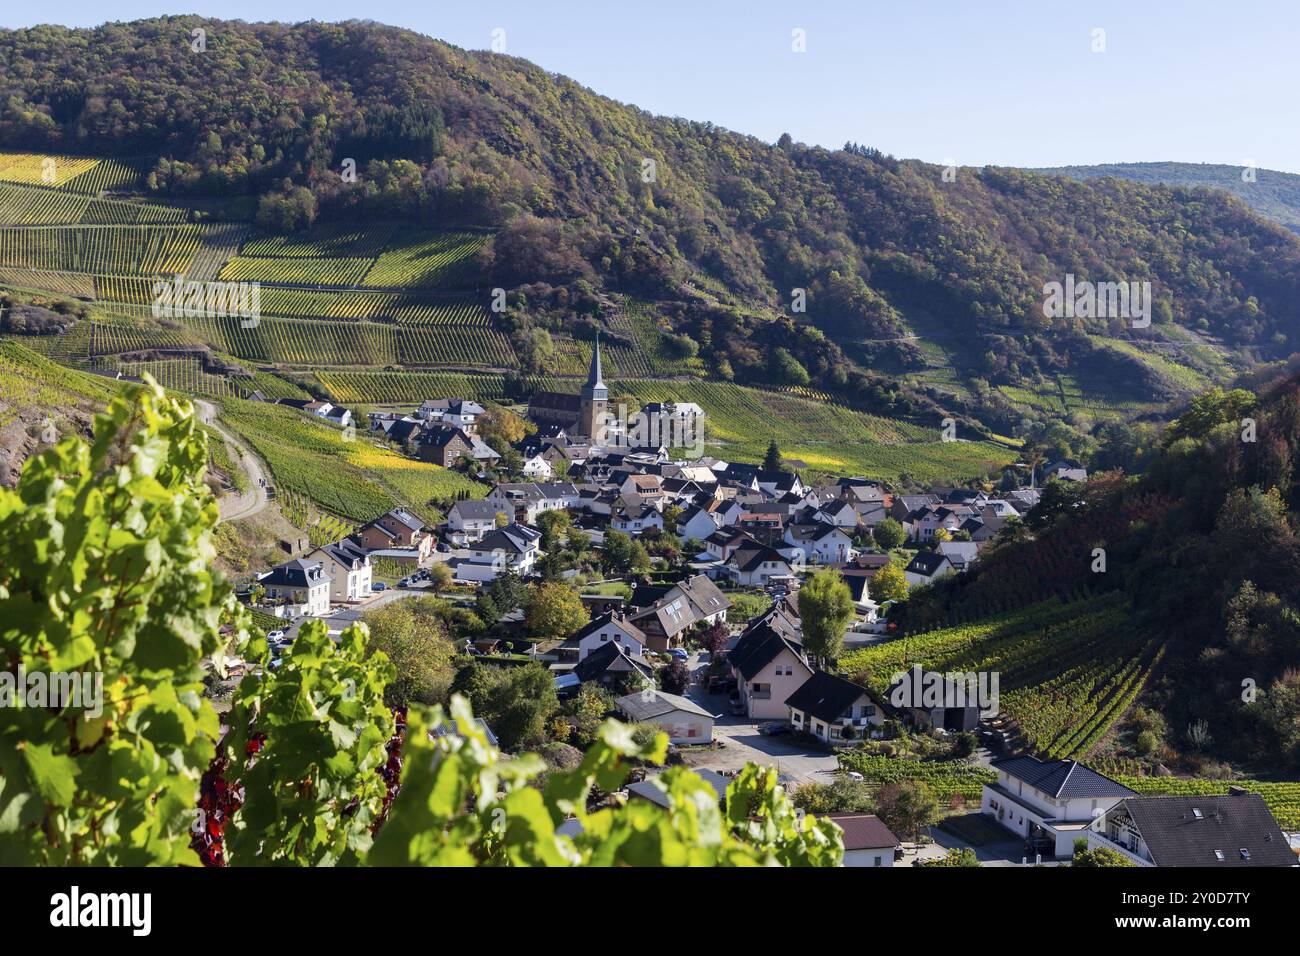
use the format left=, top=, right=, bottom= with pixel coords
left=397, top=577, right=410, bottom=588
left=668, top=648, right=690, bottom=661
left=265, top=629, right=286, bottom=642
left=372, top=582, right=387, bottom=591
left=436, top=541, right=451, bottom=553
left=759, top=722, right=791, bottom=736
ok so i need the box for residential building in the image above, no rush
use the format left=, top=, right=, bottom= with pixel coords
left=981, top=755, right=1136, bottom=858
left=615, top=690, right=716, bottom=745
left=728, top=615, right=812, bottom=720
left=904, top=551, right=954, bottom=588
left=258, top=557, right=330, bottom=616
left=785, top=671, right=884, bottom=746
left=569, top=640, right=654, bottom=693
left=830, top=814, right=900, bottom=867
left=308, top=538, right=372, bottom=603
left=1086, top=791, right=1296, bottom=867
left=562, top=611, right=648, bottom=662
left=725, top=541, right=795, bottom=587
left=453, top=524, right=542, bottom=582
left=446, top=499, right=509, bottom=545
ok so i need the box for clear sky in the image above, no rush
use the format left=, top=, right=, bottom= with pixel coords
left=3, top=0, right=1298, bottom=173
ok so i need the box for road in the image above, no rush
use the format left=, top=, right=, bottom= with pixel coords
left=194, top=399, right=269, bottom=523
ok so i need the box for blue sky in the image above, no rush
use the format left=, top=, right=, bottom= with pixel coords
left=4, top=1, right=1298, bottom=173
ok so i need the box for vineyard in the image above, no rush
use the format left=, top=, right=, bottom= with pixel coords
left=241, top=224, right=396, bottom=259
left=219, top=255, right=374, bottom=287
left=835, top=753, right=995, bottom=802
left=217, top=398, right=483, bottom=522
left=315, top=370, right=525, bottom=404
left=0, top=225, right=203, bottom=275
left=0, top=152, right=144, bottom=193
left=839, top=594, right=1157, bottom=759
left=358, top=230, right=488, bottom=288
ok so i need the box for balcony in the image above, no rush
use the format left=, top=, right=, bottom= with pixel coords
left=1086, top=830, right=1152, bottom=866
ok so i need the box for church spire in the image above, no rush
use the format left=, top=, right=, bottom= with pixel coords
left=585, top=332, right=606, bottom=392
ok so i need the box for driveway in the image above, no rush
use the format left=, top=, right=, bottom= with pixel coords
left=679, top=654, right=840, bottom=785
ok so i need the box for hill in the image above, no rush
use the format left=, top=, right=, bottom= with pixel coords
left=1, top=16, right=1300, bottom=454
left=899, top=378, right=1300, bottom=778
left=1035, top=162, right=1300, bottom=234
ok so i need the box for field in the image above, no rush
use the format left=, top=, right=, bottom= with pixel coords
left=0, top=339, right=121, bottom=428
left=839, top=593, right=1157, bottom=759
left=835, top=752, right=995, bottom=802
left=216, top=398, right=483, bottom=522
left=315, top=370, right=524, bottom=404
left=0, top=152, right=144, bottom=193
left=240, top=224, right=396, bottom=259
left=614, top=378, right=1015, bottom=482
left=219, top=255, right=374, bottom=287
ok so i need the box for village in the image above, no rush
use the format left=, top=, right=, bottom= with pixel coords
left=233, top=341, right=1297, bottom=868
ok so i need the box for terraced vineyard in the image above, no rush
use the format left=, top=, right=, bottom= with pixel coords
left=0, top=266, right=95, bottom=297
left=219, top=255, right=374, bottom=287
left=0, top=339, right=122, bottom=428
left=241, top=224, right=396, bottom=259
left=839, top=594, right=1155, bottom=759
left=358, top=229, right=488, bottom=288
left=315, top=370, right=525, bottom=404
left=835, top=753, right=995, bottom=802
left=0, top=184, right=91, bottom=224
left=0, top=152, right=144, bottom=193
left=0, top=225, right=202, bottom=275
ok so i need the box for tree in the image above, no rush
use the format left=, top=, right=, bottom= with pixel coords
left=698, top=621, right=730, bottom=656
left=799, top=568, right=855, bottom=663
left=602, top=529, right=651, bottom=575
left=792, top=776, right=874, bottom=815
left=536, top=509, right=574, bottom=552
left=871, top=563, right=910, bottom=603
left=363, top=596, right=457, bottom=707
left=661, top=660, right=689, bottom=694
left=872, top=518, right=905, bottom=549
left=563, top=684, right=614, bottom=747
left=427, top=561, right=453, bottom=591
left=875, top=781, right=938, bottom=841
left=763, top=440, right=783, bottom=472
left=918, top=847, right=980, bottom=867
left=1071, top=841, right=1135, bottom=867
left=525, top=581, right=589, bottom=641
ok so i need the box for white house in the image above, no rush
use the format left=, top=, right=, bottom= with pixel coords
left=728, top=617, right=812, bottom=720
left=487, top=482, right=581, bottom=524
left=726, top=542, right=796, bottom=587
left=615, top=690, right=715, bottom=745
left=981, top=755, right=1136, bottom=859
left=611, top=499, right=664, bottom=535
left=308, top=538, right=372, bottom=603
left=784, top=671, right=885, bottom=746
left=829, top=814, right=899, bottom=868
left=520, top=453, right=553, bottom=479
left=937, top=540, right=980, bottom=573
left=446, top=499, right=508, bottom=545
left=904, top=551, right=954, bottom=588
left=565, top=611, right=648, bottom=661
left=453, top=524, right=542, bottom=583
left=258, top=557, right=331, bottom=617
left=783, top=522, right=856, bottom=566
left=418, top=398, right=486, bottom=431
left=676, top=503, right=722, bottom=542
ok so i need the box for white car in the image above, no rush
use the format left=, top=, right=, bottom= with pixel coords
left=266, top=629, right=287, bottom=643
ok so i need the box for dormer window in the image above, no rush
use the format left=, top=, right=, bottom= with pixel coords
left=1192, top=808, right=1204, bottom=820
left=1239, top=848, right=1250, bottom=861
left=1214, top=850, right=1225, bottom=862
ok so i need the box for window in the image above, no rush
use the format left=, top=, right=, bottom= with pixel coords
left=1239, top=848, right=1251, bottom=861
left=1192, top=807, right=1204, bottom=820
left=873, top=856, right=883, bottom=867
left=1214, top=850, right=1225, bottom=862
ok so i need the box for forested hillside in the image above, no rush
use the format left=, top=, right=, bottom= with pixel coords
left=2, top=16, right=1300, bottom=446
left=1038, top=162, right=1300, bottom=234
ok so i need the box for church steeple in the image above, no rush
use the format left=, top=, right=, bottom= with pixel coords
left=582, top=332, right=607, bottom=400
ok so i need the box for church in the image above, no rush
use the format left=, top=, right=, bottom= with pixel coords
left=527, top=335, right=609, bottom=441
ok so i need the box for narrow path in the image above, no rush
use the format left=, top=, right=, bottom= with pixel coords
left=194, top=398, right=270, bottom=523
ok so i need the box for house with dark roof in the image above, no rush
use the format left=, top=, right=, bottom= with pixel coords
left=728, top=612, right=812, bottom=720
left=981, top=755, right=1136, bottom=858
left=413, top=424, right=474, bottom=467
left=307, top=538, right=371, bottom=603
left=257, top=557, right=330, bottom=616
left=904, top=550, right=954, bottom=588
left=1086, top=790, right=1297, bottom=867
left=829, top=814, right=900, bottom=867
left=785, top=671, right=884, bottom=745
left=453, top=523, right=542, bottom=582
left=560, top=610, right=648, bottom=662
left=615, top=690, right=716, bottom=745
left=628, top=769, right=730, bottom=810
left=725, top=541, right=795, bottom=587
left=569, top=640, right=654, bottom=694
left=446, top=499, right=509, bottom=545
left=627, top=573, right=731, bottom=652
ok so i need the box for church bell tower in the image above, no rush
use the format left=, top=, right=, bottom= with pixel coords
left=579, top=333, right=608, bottom=442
